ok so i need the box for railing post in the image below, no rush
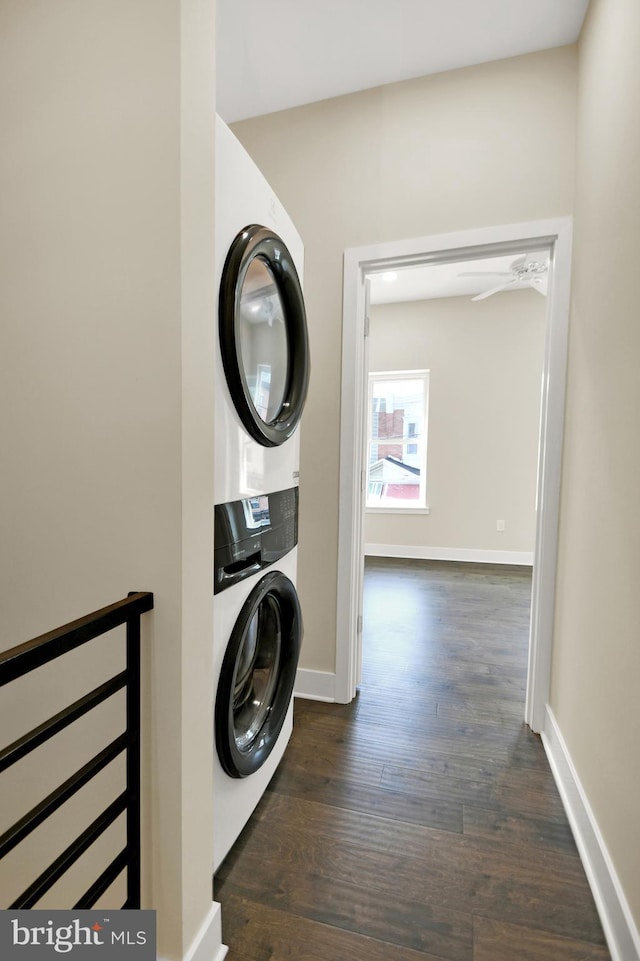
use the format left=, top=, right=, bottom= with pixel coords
left=125, top=598, right=142, bottom=909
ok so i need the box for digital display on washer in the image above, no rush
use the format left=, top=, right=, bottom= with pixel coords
left=214, top=487, right=299, bottom=594
left=243, top=495, right=270, bottom=529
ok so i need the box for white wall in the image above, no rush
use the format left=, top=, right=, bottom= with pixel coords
left=233, top=8, right=640, bottom=946
left=232, top=45, right=578, bottom=673
left=0, top=3, right=218, bottom=959
left=550, top=0, right=640, bottom=937
left=366, top=290, right=546, bottom=558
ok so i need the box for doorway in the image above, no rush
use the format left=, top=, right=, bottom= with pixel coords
left=335, top=218, right=573, bottom=732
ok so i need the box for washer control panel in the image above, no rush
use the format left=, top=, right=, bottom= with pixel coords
left=214, top=487, right=298, bottom=594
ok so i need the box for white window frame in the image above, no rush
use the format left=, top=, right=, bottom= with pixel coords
left=366, top=369, right=430, bottom=514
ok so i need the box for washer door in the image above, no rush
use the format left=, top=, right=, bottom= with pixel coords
left=216, top=571, right=302, bottom=778
left=219, top=224, right=310, bottom=447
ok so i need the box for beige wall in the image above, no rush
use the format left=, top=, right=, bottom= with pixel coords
left=0, top=2, right=216, bottom=959
left=366, top=290, right=546, bottom=554
left=551, top=0, right=640, bottom=929
left=233, top=45, right=578, bottom=673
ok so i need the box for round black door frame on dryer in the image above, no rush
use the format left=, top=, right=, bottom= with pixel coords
left=215, top=570, right=303, bottom=778
left=219, top=224, right=310, bottom=448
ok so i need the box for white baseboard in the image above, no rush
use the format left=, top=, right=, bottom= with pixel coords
left=365, top=543, right=533, bottom=565
left=542, top=707, right=640, bottom=961
left=294, top=667, right=336, bottom=702
left=158, top=902, right=227, bottom=961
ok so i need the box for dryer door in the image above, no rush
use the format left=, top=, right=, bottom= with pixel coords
left=219, top=224, right=310, bottom=447
left=216, top=571, right=302, bottom=778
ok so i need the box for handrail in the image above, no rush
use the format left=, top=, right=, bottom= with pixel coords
left=0, top=592, right=153, bottom=683
left=0, top=591, right=153, bottom=910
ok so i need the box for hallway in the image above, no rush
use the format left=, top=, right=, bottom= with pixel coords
left=215, top=559, right=610, bottom=960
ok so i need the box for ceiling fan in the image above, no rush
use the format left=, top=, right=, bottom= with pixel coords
left=460, top=255, right=549, bottom=301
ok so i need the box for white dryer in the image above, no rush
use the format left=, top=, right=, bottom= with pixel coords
left=214, top=117, right=309, bottom=503
left=213, top=118, right=309, bottom=871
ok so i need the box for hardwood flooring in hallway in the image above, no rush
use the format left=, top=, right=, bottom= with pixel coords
left=214, top=558, right=610, bottom=960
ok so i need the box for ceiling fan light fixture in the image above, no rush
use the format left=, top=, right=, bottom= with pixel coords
left=469, top=253, right=550, bottom=301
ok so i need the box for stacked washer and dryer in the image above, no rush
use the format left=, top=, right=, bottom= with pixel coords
left=212, top=118, right=310, bottom=872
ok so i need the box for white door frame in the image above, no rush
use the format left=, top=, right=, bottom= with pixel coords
left=335, top=217, right=573, bottom=732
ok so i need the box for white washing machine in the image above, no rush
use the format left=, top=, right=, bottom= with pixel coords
left=213, top=119, right=309, bottom=871
left=213, top=489, right=302, bottom=871
left=214, top=117, right=309, bottom=503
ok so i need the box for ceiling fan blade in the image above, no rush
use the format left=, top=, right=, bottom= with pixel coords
left=458, top=270, right=512, bottom=278
left=472, top=279, right=517, bottom=301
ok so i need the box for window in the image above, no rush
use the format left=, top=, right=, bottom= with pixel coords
left=366, top=370, right=429, bottom=510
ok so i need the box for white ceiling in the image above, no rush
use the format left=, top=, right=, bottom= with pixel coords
left=368, top=251, right=550, bottom=305
left=216, top=0, right=590, bottom=123
left=216, top=1, right=583, bottom=301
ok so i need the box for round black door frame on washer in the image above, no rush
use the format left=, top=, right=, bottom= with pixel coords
left=215, top=570, right=303, bottom=779
left=219, top=224, right=310, bottom=448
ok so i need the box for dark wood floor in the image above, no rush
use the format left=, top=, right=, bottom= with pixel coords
left=214, top=558, right=610, bottom=961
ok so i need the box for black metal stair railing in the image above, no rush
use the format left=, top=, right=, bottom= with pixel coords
left=0, top=591, right=153, bottom=909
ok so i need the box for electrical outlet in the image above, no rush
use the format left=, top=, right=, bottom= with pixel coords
left=496, top=519, right=505, bottom=532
